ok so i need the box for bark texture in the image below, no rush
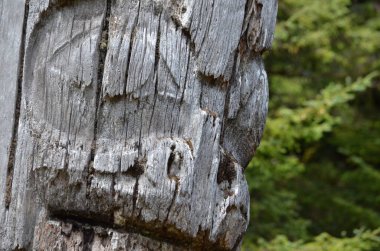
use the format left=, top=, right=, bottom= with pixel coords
left=0, top=0, right=278, bottom=250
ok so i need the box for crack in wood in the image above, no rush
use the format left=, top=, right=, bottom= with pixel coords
left=217, top=152, right=237, bottom=188
left=124, top=158, right=146, bottom=178
left=123, top=0, right=141, bottom=98
left=4, top=0, right=30, bottom=210
left=132, top=177, right=139, bottom=215
left=221, top=52, right=240, bottom=145
left=165, top=145, right=182, bottom=223
left=197, top=71, right=229, bottom=88
left=240, top=0, right=268, bottom=55
left=86, top=0, right=112, bottom=199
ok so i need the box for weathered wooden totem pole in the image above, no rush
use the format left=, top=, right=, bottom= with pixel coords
left=0, top=0, right=277, bottom=250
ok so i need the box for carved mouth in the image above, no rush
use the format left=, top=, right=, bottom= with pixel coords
left=35, top=138, right=202, bottom=248
left=45, top=210, right=223, bottom=250
left=33, top=137, right=249, bottom=250
left=35, top=216, right=230, bottom=251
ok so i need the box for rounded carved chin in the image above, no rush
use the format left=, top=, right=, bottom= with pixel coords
left=33, top=136, right=250, bottom=250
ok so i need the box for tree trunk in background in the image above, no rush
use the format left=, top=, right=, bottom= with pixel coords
left=0, top=0, right=277, bottom=250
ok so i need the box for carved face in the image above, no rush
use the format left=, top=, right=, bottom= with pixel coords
left=20, top=0, right=276, bottom=249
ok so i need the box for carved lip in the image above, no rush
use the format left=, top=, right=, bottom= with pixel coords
left=46, top=210, right=231, bottom=251
left=41, top=212, right=230, bottom=251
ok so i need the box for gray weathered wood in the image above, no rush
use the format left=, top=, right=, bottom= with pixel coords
left=0, top=0, right=278, bottom=250
left=0, top=0, right=27, bottom=248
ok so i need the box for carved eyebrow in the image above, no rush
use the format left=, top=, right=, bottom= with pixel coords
left=48, top=25, right=100, bottom=64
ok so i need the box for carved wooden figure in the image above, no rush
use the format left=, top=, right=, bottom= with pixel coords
left=0, top=0, right=277, bottom=250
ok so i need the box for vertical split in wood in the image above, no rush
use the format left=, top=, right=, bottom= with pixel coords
left=4, top=0, right=30, bottom=210
left=86, top=0, right=112, bottom=198
left=123, top=1, right=141, bottom=100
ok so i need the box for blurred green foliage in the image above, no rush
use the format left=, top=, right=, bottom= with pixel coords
left=248, top=229, right=380, bottom=251
left=243, top=0, right=380, bottom=250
